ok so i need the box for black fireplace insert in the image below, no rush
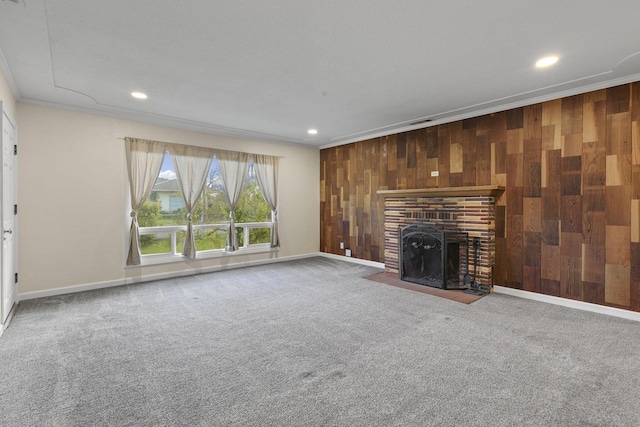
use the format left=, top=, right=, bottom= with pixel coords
left=398, top=223, right=469, bottom=289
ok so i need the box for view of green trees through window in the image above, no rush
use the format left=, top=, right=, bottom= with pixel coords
left=138, top=155, right=272, bottom=255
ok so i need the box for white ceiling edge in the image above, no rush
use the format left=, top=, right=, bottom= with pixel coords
left=319, top=72, right=640, bottom=150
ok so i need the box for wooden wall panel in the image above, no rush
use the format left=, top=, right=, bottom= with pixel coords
left=493, top=112, right=507, bottom=176
left=562, top=95, right=583, bottom=138
left=631, top=242, right=640, bottom=311
left=320, top=82, right=640, bottom=312
left=542, top=99, right=562, bottom=151
left=579, top=93, right=608, bottom=302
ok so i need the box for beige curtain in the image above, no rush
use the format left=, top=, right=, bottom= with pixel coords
left=216, top=150, right=249, bottom=251
left=253, top=154, right=280, bottom=248
left=169, top=144, right=214, bottom=258
left=125, top=137, right=167, bottom=266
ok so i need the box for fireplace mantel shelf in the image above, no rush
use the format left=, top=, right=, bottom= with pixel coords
left=377, top=185, right=505, bottom=198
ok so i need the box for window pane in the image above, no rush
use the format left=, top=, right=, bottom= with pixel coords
left=235, top=164, right=271, bottom=223
left=137, top=153, right=275, bottom=259
left=249, top=228, right=271, bottom=244
left=144, top=152, right=188, bottom=226
left=176, top=230, right=186, bottom=251
left=194, top=228, right=227, bottom=251
left=236, top=227, right=244, bottom=247
left=195, top=158, right=229, bottom=225
left=140, top=233, right=171, bottom=255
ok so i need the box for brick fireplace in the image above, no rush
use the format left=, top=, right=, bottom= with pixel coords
left=378, top=186, right=505, bottom=289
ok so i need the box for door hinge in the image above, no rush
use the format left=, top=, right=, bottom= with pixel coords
left=14, top=204, right=17, bottom=215
left=14, top=145, right=17, bottom=155
left=15, top=272, right=18, bottom=283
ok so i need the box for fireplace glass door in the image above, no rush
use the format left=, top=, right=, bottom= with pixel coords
left=398, top=223, right=468, bottom=289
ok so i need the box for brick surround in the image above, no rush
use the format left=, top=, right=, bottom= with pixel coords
left=381, top=189, right=504, bottom=287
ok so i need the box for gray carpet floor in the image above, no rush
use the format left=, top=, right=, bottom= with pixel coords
left=1, top=257, right=639, bottom=426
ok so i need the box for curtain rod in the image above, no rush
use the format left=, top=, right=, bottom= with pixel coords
left=117, top=137, right=284, bottom=159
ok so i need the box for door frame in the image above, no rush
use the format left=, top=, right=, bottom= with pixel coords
left=1, top=103, right=18, bottom=332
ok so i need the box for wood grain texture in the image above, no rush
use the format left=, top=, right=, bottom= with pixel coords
left=631, top=242, right=640, bottom=311
left=607, top=112, right=632, bottom=155
left=583, top=211, right=605, bottom=246
left=524, top=138, right=542, bottom=197
left=583, top=281, right=605, bottom=305
left=541, top=279, right=561, bottom=297
left=605, top=226, right=630, bottom=266
left=605, top=264, right=630, bottom=307
left=320, top=82, right=639, bottom=312
left=606, top=154, right=632, bottom=186
left=633, top=165, right=640, bottom=199
left=632, top=200, right=640, bottom=243
left=542, top=99, right=562, bottom=151
left=523, top=197, right=542, bottom=232
left=561, top=256, right=582, bottom=300
left=607, top=85, right=630, bottom=114
left=633, top=121, right=640, bottom=165
left=541, top=219, right=560, bottom=246
left=507, top=214, right=523, bottom=288
left=561, top=195, right=582, bottom=233
left=583, top=95, right=606, bottom=143
left=605, top=186, right=631, bottom=226
left=541, top=244, right=561, bottom=281
left=562, top=95, right=583, bottom=136
left=582, top=244, right=605, bottom=284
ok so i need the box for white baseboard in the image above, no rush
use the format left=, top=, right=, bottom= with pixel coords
left=319, top=252, right=386, bottom=269
left=494, top=286, right=640, bottom=323
left=1, top=302, right=17, bottom=336
left=18, top=252, right=323, bottom=301
left=18, top=252, right=385, bottom=301
left=18, top=253, right=638, bottom=323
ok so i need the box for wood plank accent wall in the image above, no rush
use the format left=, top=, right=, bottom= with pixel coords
left=320, top=82, right=640, bottom=313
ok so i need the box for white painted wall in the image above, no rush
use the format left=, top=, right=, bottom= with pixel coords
left=17, top=103, right=320, bottom=294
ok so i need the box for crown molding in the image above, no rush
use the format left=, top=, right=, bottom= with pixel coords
left=320, top=72, right=640, bottom=150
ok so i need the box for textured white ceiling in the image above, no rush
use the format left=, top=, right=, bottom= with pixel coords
left=1, top=0, right=640, bottom=147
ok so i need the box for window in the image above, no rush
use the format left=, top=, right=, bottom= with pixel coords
left=125, top=137, right=279, bottom=266
left=138, top=152, right=274, bottom=257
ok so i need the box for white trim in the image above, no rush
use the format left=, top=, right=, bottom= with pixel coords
left=319, top=252, right=386, bottom=269
left=494, top=286, right=640, bottom=323
left=135, top=244, right=276, bottom=266
left=19, top=252, right=321, bottom=301
left=23, top=250, right=640, bottom=324
left=329, top=256, right=640, bottom=323
left=1, top=301, right=16, bottom=337
left=319, top=72, right=640, bottom=149
left=17, top=252, right=385, bottom=302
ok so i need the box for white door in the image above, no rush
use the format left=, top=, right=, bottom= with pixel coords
left=1, top=109, right=17, bottom=326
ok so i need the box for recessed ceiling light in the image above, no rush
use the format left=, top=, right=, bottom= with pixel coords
left=535, top=56, right=559, bottom=68
left=308, top=129, right=318, bottom=135
left=131, top=91, right=148, bottom=99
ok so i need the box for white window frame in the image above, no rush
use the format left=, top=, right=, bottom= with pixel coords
left=128, top=152, right=278, bottom=267
left=136, top=221, right=276, bottom=266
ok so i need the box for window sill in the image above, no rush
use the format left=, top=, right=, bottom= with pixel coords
left=129, top=244, right=278, bottom=267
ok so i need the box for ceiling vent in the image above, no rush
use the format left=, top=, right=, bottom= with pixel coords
left=409, top=118, right=433, bottom=126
